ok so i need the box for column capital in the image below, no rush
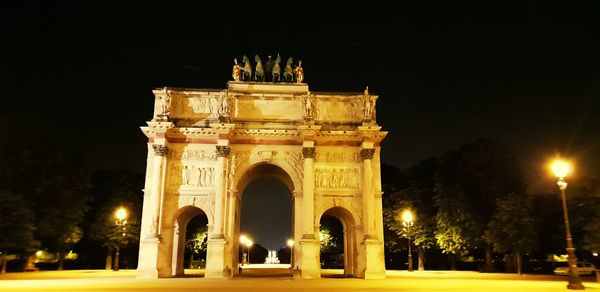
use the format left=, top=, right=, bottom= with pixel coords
left=302, top=147, right=316, bottom=159
left=152, top=144, right=169, bottom=157
left=360, top=148, right=375, bottom=160
left=216, top=145, right=231, bottom=158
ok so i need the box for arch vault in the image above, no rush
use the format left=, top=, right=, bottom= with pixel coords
left=138, top=81, right=388, bottom=279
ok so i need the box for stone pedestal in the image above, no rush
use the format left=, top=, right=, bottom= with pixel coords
left=297, top=236, right=320, bottom=279
left=205, top=238, right=230, bottom=278
left=137, top=238, right=160, bottom=278
left=363, top=237, right=385, bottom=279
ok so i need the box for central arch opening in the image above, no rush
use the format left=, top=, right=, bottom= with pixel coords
left=235, top=163, right=295, bottom=277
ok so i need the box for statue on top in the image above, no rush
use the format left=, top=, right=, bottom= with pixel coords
left=254, top=55, right=265, bottom=82
left=283, top=56, right=294, bottom=82
left=232, top=58, right=242, bottom=81
left=272, top=53, right=281, bottom=82
left=293, top=60, right=304, bottom=83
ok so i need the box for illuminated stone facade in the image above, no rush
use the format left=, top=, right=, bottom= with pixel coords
left=137, top=81, right=387, bottom=279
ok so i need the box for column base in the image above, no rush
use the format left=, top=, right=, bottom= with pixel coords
left=296, top=235, right=321, bottom=279
left=137, top=237, right=160, bottom=279
left=205, top=238, right=231, bottom=278
left=363, top=237, right=385, bottom=279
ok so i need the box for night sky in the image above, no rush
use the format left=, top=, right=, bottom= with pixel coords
left=3, top=2, right=600, bottom=247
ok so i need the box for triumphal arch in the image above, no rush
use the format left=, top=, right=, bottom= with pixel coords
left=137, top=70, right=387, bottom=279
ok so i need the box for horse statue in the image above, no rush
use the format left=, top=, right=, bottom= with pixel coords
left=283, top=56, right=294, bottom=82
left=272, top=54, right=281, bottom=82
left=241, top=55, right=252, bottom=81
left=254, top=55, right=264, bottom=82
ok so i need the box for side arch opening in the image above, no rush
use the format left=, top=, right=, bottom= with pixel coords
left=319, top=206, right=358, bottom=277
left=172, top=206, right=209, bottom=277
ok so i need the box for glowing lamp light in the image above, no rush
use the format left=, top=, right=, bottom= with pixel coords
left=551, top=160, right=571, bottom=179
left=115, top=207, right=128, bottom=221
left=401, top=210, right=414, bottom=223
left=246, top=239, right=253, bottom=247
left=287, top=239, right=294, bottom=247
left=240, top=235, right=248, bottom=244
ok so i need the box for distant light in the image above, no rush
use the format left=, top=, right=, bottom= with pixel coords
left=115, top=207, right=128, bottom=220
left=401, top=210, right=414, bottom=223
left=593, top=252, right=599, bottom=257
left=246, top=240, right=253, bottom=247
left=240, top=235, right=248, bottom=244
left=551, top=160, right=571, bottom=179
left=287, top=239, right=294, bottom=247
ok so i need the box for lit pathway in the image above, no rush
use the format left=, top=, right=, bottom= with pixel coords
left=0, top=268, right=598, bottom=291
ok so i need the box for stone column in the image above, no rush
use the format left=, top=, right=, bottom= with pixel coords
left=360, top=148, right=375, bottom=235
left=213, top=145, right=229, bottom=237
left=297, top=145, right=321, bottom=279
left=150, top=144, right=169, bottom=237
left=137, top=144, right=168, bottom=278
left=205, top=145, right=230, bottom=278
left=360, top=146, right=385, bottom=279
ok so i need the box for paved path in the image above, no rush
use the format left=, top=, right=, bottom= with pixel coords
left=0, top=268, right=598, bottom=291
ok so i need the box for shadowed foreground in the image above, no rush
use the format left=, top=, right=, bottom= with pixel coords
left=0, top=267, right=598, bottom=292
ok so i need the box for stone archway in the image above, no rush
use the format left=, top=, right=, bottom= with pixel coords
left=233, top=162, right=296, bottom=274
left=319, top=206, right=359, bottom=277
left=138, top=81, right=387, bottom=279
left=170, top=206, right=208, bottom=277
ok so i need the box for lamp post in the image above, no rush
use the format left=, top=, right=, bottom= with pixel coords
left=113, top=207, right=128, bottom=272
left=246, top=239, right=253, bottom=264
left=287, top=239, right=294, bottom=266
left=240, top=235, right=248, bottom=266
left=401, top=210, right=414, bottom=272
left=551, top=159, right=584, bottom=290
left=240, top=235, right=253, bottom=266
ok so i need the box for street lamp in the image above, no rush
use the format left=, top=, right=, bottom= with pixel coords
left=550, top=159, right=584, bottom=290
left=239, top=235, right=252, bottom=266
left=246, top=239, right=253, bottom=265
left=113, top=207, right=128, bottom=272
left=287, top=239, right=294, bottom=266
left=401, top=210, right=414, bottom=272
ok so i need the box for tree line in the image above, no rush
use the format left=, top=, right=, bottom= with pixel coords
left=0, top=140, right=143, bottom=272
left=382, top=138, right=600, bottom=274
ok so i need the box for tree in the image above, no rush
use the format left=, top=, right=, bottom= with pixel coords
left=88, top=201, right=140, bottom=270
left=484, top=193, right=537, bottom=275
left=186, top=226, right=208, bottom=268
left=0, top=140, right=90, bottom=270
left=434, top=138, right=525, bottom=271
left=383, top=158, right=437, bottom=270
left=384, top=187, right=436, bottom=270
left=319, top=226, right=337, bottom=252
left=0, top=192, right=36, bottom=273
left=87, top=170, right=143, bottom=269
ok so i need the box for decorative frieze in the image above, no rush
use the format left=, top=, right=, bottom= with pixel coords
left=153, top=145, right=169, bottom=156
left=302, top=147, right=316, bottom=159
left=169, top=149, right=217, bottom=161
left=360, top=148, right=375, bottom=160
left=315, top=168, right=360, bottom=189
left=316, top=150, right=359, bottom=163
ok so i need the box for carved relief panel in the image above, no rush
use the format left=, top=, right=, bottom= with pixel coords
left=315, top=96, right=362, bottom=123
left=315, top=167, right=360, bottom=190
left=166, top=147, right=218, bottom=192
left=169, top=92, right=221, bottom=121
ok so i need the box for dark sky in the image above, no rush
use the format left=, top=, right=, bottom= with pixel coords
left=2, top=2, right=600, bottom=245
